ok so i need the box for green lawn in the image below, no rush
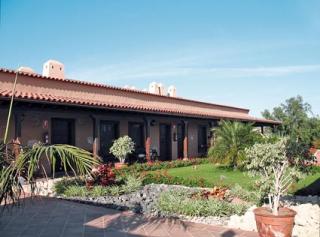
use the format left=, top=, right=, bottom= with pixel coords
left=165, top=163, right=320, bottom=193
left=166, top=163, right=256, bottom=190
left=293, top=169, right=320, bottom=192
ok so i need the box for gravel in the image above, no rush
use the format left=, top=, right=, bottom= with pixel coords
left=57, top=184, right=320, bottom=236
left=57, top=184, right=228, bottom=225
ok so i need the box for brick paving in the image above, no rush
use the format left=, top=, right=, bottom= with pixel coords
left=0, top=197, right=258, bottom=237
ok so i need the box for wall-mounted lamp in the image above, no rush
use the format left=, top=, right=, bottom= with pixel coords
left=150, top=120, right=156, bottom=126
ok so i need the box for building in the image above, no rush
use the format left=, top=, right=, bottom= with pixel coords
left=310, top=148, right=320, bottom=166
left=0, top=60, right=280, bottom=171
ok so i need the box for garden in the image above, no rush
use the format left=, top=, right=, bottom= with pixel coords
left=1, top=96, right=320, bottom=237
left=51, top=128, right=320, bottom=237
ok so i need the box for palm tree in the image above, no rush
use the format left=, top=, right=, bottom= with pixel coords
left=0, top=142, right=100, bottom=207
left=208, top=120, right=260, bottom=167
left=0, top=71, right=100, bottom=207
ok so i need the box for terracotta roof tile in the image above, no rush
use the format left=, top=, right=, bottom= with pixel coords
left=0, top=68, right=281, bottom=125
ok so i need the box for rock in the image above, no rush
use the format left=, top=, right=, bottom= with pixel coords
left=228, top=206, right=257, bottom=232
left=290, top=204, right=320, bottom=237
left=56, top=183, right=320, bottom=237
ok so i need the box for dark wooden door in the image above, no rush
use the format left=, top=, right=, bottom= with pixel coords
left=51, top=118, right=75, bottom=172
left=100, top=121, right=119, bottom=162
left=128, top=122, right=145, bottom=162
left=198, top=125, right=207, bottom=156
left=159, top=124, right=171, bottom=161
left=129, top=122, right=144, bottom=150
left=177, top=123, right=185, bottom=159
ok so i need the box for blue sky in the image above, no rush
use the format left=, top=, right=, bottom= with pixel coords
left=1, top=0, right=319, bottom=116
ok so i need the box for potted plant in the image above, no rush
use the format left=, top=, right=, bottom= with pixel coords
left=245, top=138, right=301, bottom=237
left=110, top=135, right=135, bottom=169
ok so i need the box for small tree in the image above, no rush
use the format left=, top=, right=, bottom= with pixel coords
left=109, top=136, right=135, bottom=163
left=245, top=138, right=301, bottom=215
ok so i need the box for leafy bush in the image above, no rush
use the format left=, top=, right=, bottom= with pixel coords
left=122, top=175, right=142, bottom=193
left=64, top=185, right=88, bottom=197
left=116, top=158, right=211, bottom=175
left=141, top=170, right=210, bottom=188
left=92, top=164, right=116, bottom=186
left=229, top=184, right=261, bottom=204
left=313, top=139, right=320, bottom=149
left=286, top=138, right=314, bottom=169
left=108, top=185, right=123, bottom=196
left=110, top=136, right=135, bottom=163
left=90, top=185, right=110, bottom=197
left=157, top=189, right=249, bottom=217
left=54, top=177, right=85, bottom=194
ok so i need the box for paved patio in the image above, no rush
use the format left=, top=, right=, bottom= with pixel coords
left=0, top=197, right=258, bottom=237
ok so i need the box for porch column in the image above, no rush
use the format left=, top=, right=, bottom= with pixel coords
left=144, top=118, right=152, bottom=163
left=183, top=120, right=188, bottom=159
left=261, top=126, right=264, bottom=134
left=90, top=116, right=99, bottom=157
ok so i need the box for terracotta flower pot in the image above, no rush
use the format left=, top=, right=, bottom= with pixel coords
left=114, top=162, right=127, bottom=170
left=254, top=207, right=296, bottom=237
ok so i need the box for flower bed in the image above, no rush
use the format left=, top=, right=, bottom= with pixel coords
left=115, top=157, right=210, bottom=174
left=141, top=170, right=210, bottom=187
left=55, top=179, right=258, bottom=222
left=54, top=175, right=142, bottom=198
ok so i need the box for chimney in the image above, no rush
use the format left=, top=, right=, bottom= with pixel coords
left=149, top=82, right=158, bottom=94
left=157, top=83, right=166, bottom=96
left=168, top=85, right=177, bottom=97
left=149, top=82, right=167, bottom=95
left=42, top=59, right=65, bottom=79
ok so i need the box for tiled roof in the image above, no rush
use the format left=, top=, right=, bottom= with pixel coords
left=0, top=68, right=281, bottom=125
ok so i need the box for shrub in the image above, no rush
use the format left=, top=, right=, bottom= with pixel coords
left=56, top=174, right=142, bottom=197
left=108, top=185, right=123, bottom=196
left=91, top=186, right=110, bottom=197
left=94, top=164, right=116, bottom=186
left=63, top=185, right=88, bottom=197
left=229, top=184, right=261, bottom=204
left=286, top=138, right=314, bottom=169
left=110, top=136, right=135, bottom=163
left=245, top=138, right=302, bottom=215
left=157, top=189, right=248, bottom=217
left=115, top=158, right=211, bottom=175
left=54, top=177, right=85, bottom=195
left=122, top=175, right=142, bottom=193
left=141, top=170, right=211, bottom=188
left=313, top=139, right=320, bottom=149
